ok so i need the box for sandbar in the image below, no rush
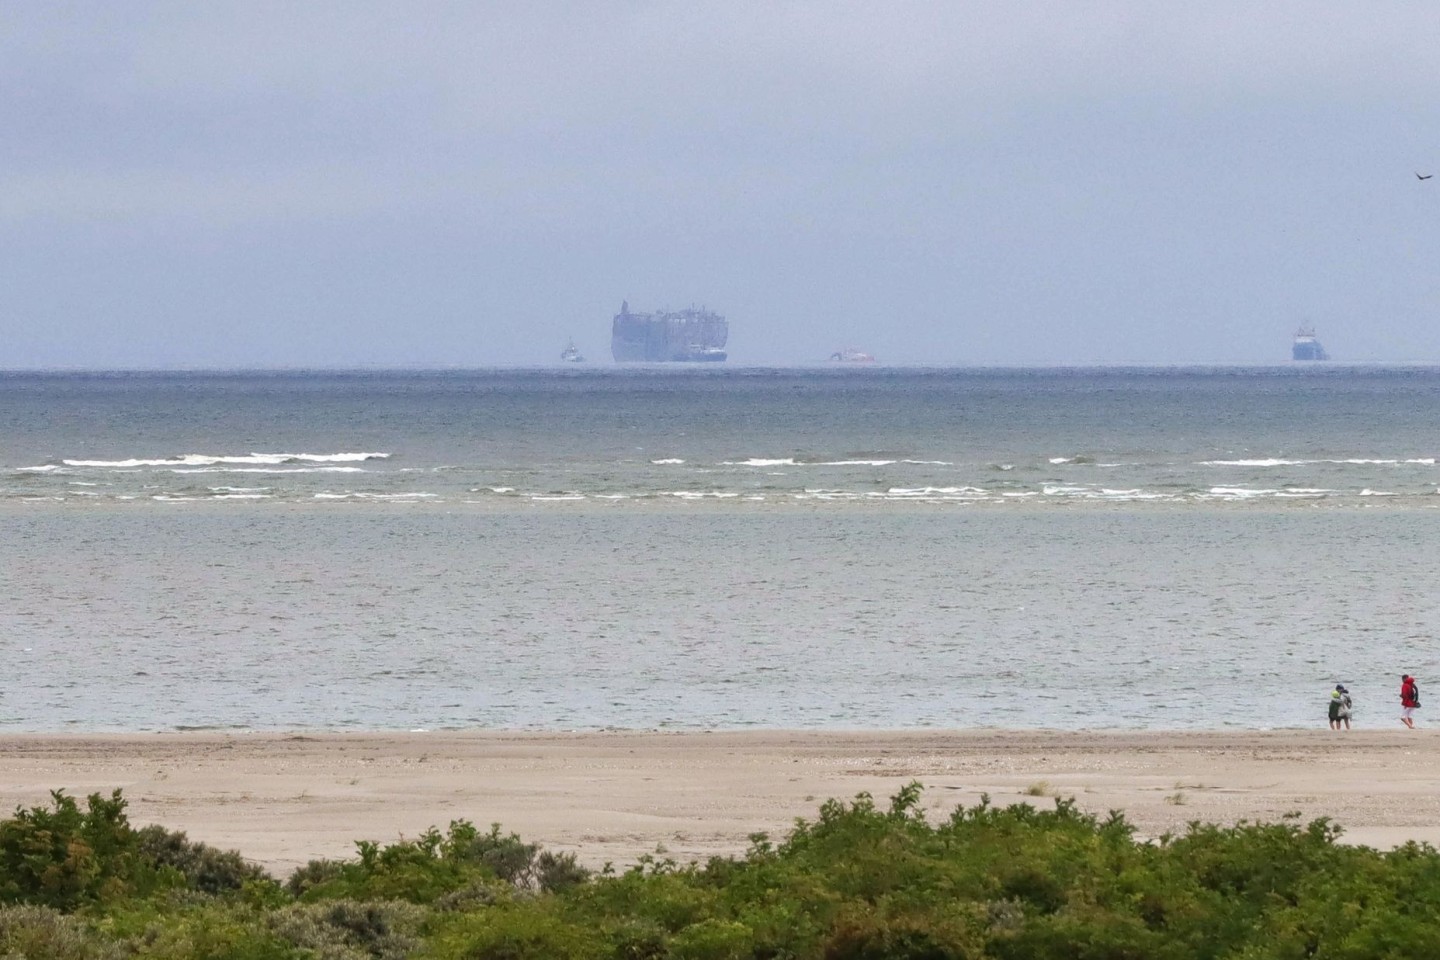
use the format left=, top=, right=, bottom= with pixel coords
left=0, top=730, right=1435, bottom=877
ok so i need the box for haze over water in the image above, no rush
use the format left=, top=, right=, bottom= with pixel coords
left=3, top=367, right=1438, bottom=731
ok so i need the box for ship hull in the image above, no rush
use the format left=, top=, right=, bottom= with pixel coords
left=1292, top=337, right=1329, bottom=361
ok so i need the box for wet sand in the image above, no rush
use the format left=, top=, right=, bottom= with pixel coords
left=0, top=730, right=1434, bottom=877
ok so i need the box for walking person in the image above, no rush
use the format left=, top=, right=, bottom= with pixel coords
left=1401, top=674, right=1420, bottom=729
left=1329, top=684, right=1352, bottom=730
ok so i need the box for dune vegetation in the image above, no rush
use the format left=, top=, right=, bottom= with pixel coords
left=1, top=784, right=1438, bottom=958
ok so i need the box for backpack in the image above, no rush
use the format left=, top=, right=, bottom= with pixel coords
left=1414, top=681, right=1421, bottom=708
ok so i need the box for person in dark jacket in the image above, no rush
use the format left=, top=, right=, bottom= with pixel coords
left=1328, top=684, right=1352, bottom=730
left=1401, top=674, right=1420, bottom=729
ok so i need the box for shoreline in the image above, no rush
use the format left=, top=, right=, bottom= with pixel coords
left=1, top=730, right=1433, bottom=876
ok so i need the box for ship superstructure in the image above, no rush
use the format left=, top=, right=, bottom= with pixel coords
left=611, top=301, right=728, bottom=362
left=1292, top=326, right=1329, bottom=361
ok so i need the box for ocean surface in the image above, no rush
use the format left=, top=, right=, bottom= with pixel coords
left=3, top=366, right=1438, bottom=731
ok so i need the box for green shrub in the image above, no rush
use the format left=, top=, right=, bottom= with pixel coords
left=0, top=903, right=123, bottom=959
left=267, top=898, right=427, bottom=960
left=16, top=784, right=1440, bottom=958
left=668, top=917, right=753, bottom=960
left=0, top=790, right=167, bottom=910
left=296, top=823, right=510, bottom=904
left=599, top=916, right=669, bottom=959
left=135, top=825, right=270, bottom=895
left=285, top=859, right=345, bottom=898
left=536, top=849, right=591, bottom=893
left=426, top=903, right=599, bottom=959
left=113, top=902, right=307, bottom=960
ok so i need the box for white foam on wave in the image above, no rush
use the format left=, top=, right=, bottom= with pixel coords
left=209, top=486, right=269, bottom=493
left=313, top=492, right=436, bottom=500
left=1349, top=458, right=1436, bottom=465
left=1204, top=457, right=1437, bottom=467
left=17, top=465, right=65, bottom=473
left=531, top=494, right=586, bottom=501
left=723, top=458, right=796, bottom=467
left=650, top=458, right=685, bottom=464
left=61, top=452, right=390, bottom=468
left=667, top=491, right=739, bottom=499
left=1359, top=488, right=1397, bottom=496
left=725, top=457, right=955, bottom=468
left=1202, top=458, right=1298, bottom=467
left=887, top=486, right=987, bottom=496
left=1206, top=486, right=1280, bottom=499
left=170, top=466, right=366, bottom=474
left=1049, top=457, right=1072, bottom=464
left=210, top=493, right=272, bottom=499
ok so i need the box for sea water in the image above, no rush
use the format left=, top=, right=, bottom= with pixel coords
left=2, top=367, right=1438, bottom=731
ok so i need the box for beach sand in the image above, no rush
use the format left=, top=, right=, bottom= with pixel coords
left=0, top=730, right=1435, bottom=877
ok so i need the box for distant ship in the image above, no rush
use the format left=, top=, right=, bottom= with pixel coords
left=611, top=301, right=728, bottom=362
left=560, top=338, right=585, bottom=363
left=828, top=348, right=875, bottom=362
left=1292, top=326, right=1330, bottom=361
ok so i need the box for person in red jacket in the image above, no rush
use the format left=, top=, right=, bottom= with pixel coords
left=1401, top=674, right=1420, bottom=729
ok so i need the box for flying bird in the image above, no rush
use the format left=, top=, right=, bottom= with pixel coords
left=1418, top=172, right=1434, bottom=180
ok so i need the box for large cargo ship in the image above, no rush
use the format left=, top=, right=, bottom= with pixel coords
left=611, top=301, right=728, bottom=362
left=1292, top=326, right=1329, bottom=361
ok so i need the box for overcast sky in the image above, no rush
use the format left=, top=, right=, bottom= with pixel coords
left=3, top=2, right=1439, bottom=367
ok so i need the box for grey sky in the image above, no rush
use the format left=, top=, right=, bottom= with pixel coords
left=3, top=2, right=1438, bottom=367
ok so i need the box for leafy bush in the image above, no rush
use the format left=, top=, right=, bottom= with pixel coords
left=135, top=825, right=270, bottom=895
left=292, top=819, right=592, bottom=906
left=266, top=898, right=427, bottom=960
left=295, top=822, right=520, bottom=904
left=0, top=903, right=123, bottom=959
left=426, top=902, right=599, bottom=960
left=0, top=790, right=165, bottom=910
left=16, top=784, right=1440, bottom=957
left=536, top=849, right=591, bottom=893
left=285, top=859, right=345, bottom=898
left=115, top=903, right=307, bottom=960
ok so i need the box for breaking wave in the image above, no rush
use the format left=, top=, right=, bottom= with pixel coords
left=1202, top=457, right=1437, bottom=467
left=57, top=452, right=391, bottom=468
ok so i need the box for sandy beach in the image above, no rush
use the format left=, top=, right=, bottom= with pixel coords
left=0, top=730, right=1435, bottom=877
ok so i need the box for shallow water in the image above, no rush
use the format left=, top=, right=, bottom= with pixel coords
left=2, top=367, right=1438, bottom=730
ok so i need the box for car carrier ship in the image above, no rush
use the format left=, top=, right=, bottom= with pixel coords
left=611, top=301, right=728, bottom=362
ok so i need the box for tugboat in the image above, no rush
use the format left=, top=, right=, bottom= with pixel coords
left=828, top=348, right=876, bottom=362
left=560, top=338, right=585, bottom=363
left=1292, top=327, right=1329, bottom=361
